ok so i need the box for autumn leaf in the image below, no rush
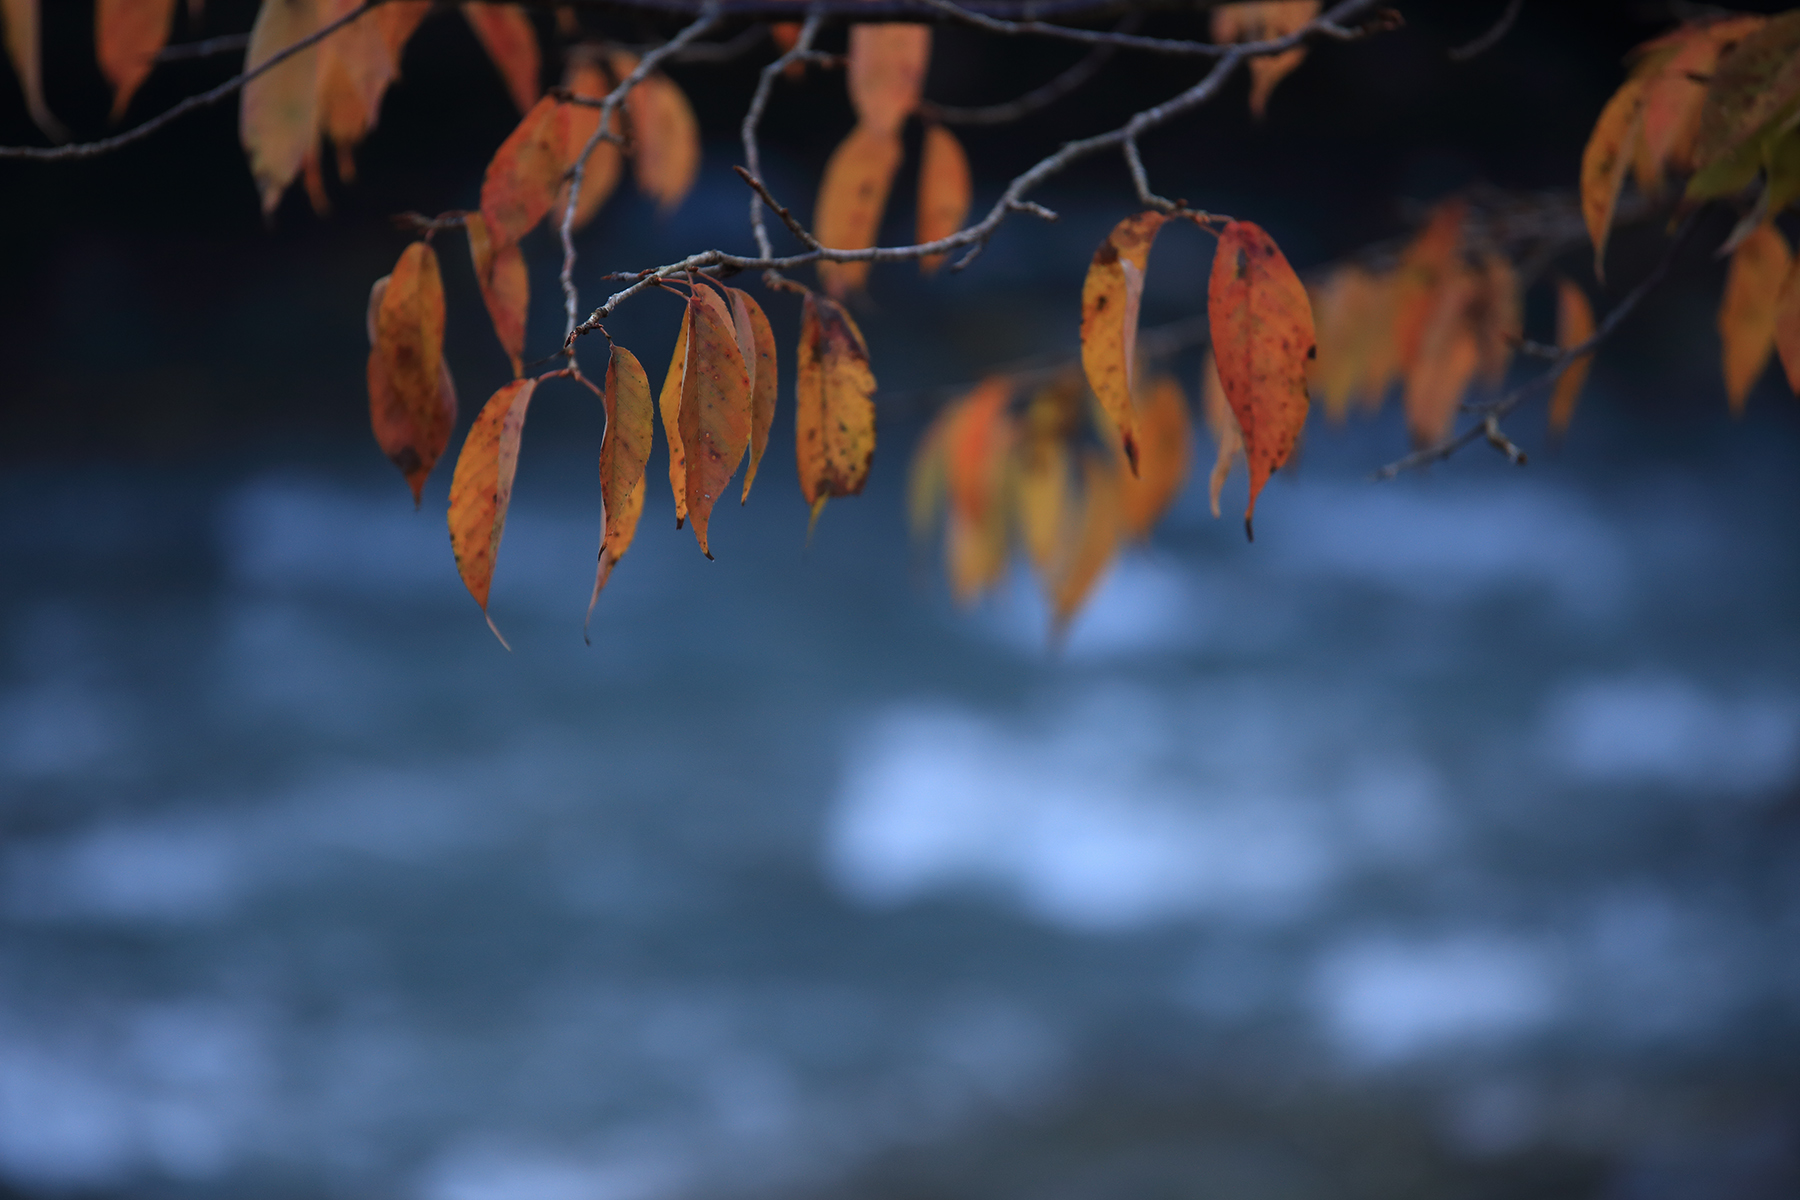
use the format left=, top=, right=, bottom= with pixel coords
left=1080, top=211, right=1168, bottom=473
left=795, top=291, right=878, bottom=510
left=1632, top=16, right=1765, bottom=195
left=815, top=123, right=904, bottom=297
left=917, top=123, right=971, bottom=274
left=1201, top=352, right=1243, bottom=520
left=1012, top=435, right=1070, bottom=581
left=728, top=287, right=779, bottom=503
left=1719, top=222, right=1791, bottom=413
left=97, top=0, right=175, bottom=122
left=448, top=376, right=538, bottom=645
left=679, top=284, right=753, bottom=559
left=589, top=345, right=653, bottom=629
left=1211, top=1, right=1320, bottom=119
left=1117, top=375, right=1192, bottom=540
left=1207, top=219, right=1314, bottom=539
left=377, top=0, right=432, bottom=61
left=1309, top=264, right=1392, bottom=422
left=367, top=242, right=454, bottom=504
left=1774, top=254, right=1800, bottom=395
left=1581, top=75, right=1646, bottom=281
left=241, top=0, right=322, bottom=215
left=1391, top=199, right=1464, bottom=371
left=479, top=93, right=571, bottom=245
left=908, top=412, right=950, bottom=544
left=1549, top=278, right=1597, bottom=440
left=1472, top=252, right=1521, bottom=389
left=1048, top=452, right=1122, bottom=638
left=464, top=210, right=528, bottom=377
left=315, top=0, right=399, bottom=182
left=462, top=1, right=540, bottom=114
left=1403, top=267, right=1480, bottom=446
left=941, top=377, right=1012, bottom=605
left=1689, top=12, right=1800, bottom=201
left=847, top=21, right=930, bottom=136
left=659, top=305, right=691, bottom=527
left=609, top=51, right=700, bottom=214
left=557, top=58, right=623, bottom=231
left=2, top=0, right=64, bottom=140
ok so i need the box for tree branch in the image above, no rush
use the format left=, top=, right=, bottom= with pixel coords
left=740, top=9, right=828, bottom=270
left=1448, top=0, right=1524, bottom=62
left=918, top=30, right=1127, bottom=126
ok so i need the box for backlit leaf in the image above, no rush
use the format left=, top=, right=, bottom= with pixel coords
left=917, top=123, right=970, bottom=274
left=461, top=1, right=539, bottom=113
left=97, top=0, right=176, bottom=121
left=464, top=210, right=528, bottom=377
left=1211, top=1, right=1320, bottom=119
left=815, top=123, right=904, bottom=297
left=1118, top=375, right=1192, bottom=540
left=1206, top=219, right=1314, bottom=539
left=679, top=285, right=753, bottom=559
left=3, top=0, right=63, bottom=140
left=1079, top=211, right=1168, bottom=472
left=1719, top=222, right=1791, bottom=413
left=609, top=51, right=700, bottom=214
left=590, top=345, right=653, bottom=623
left=448, top=377, right=538, bottom=643
left=557, top=58, right=623, bottom=231
left=1581, top=75, right=1645, bottom=281
left=1549, top=278, right=1596, bottom=440
left=367, top=242, right=453, bottom=504
left=847, top=21, right=930, bottom=136
left=795, top=291, right=877, bottom=508
left=241, top=0, right=321, bottom=215
left=479, top=93, right=571, bottom=244
left=728, top=287, right=779, bottom=503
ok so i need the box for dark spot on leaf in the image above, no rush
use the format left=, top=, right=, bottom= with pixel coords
left=1094, top=243, right=1119, bottom=266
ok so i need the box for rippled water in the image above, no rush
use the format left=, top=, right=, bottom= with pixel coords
left=3, top=392, right=1799, bottom=1198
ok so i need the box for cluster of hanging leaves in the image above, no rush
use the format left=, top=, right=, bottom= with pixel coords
left=1583, top=9, right=1800, bottom=413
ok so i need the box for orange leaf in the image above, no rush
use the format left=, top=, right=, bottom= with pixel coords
left=1581, top=75, right=1646, bottom=282
left=1472, top=252, right=1521, bottom=389
left=377, top=0, right=432, bottom=60
left=1118, top=375, right=1192, bottom=540
left=97, top=0, right=175, bottom=121
left=815, top=123, right=904, bottom=297
left=1633, top=17, right=1765, bottom=193
left=1549, top=278, right=1597, bottom=440
left=847, top=21, right=930, bottom=136
left=908, top=413, right=950, bottom=543
left=795, top=291, right=878, bottom=508
left=479, top=93, right=571, bottom=244
left=679, top=285, right=753, bottom=559
left=728, top=287, right=779, bottom=503
left=1777, top=256, right=1800, bottom=395
left=3, top=0, right=64, bottom=140
left=464, top=210, right=529, bottom=377
left=609, top=51, right=700, bottom=214
left=315, top=0, right=399, bottom=180
left=461, top=1, right=540, bottom=113
left=917, top=123, right=971, bottom=274
left=1402, top=268, right=1480, bottom=446
left=1206, top=219, right=1314, bottom=539
left=1391, top=199, right=1464, bottom=372
left=589, top=345, right=653, bottom=624
left=939, top=378, right=1013, bottom=605
left=1211, top=2, right=1320, bottom=118
left=1690, top=12, right=1800, bottom=184
left=1080, top=211, right=1168, bottom=473
left=240, top=0, right=322, bottom=215
left=556, top=59, right=623, bottom=231
left=1012, top=436, right=1070, bottom=581
left=1719, top=223, right=1792, bottom=413
left=448, top=377, right=538, bottom=642
left=1049, top=452, right=1122, bottom=638
left=659, top=306, right=691, bottom=527
left=1308, top=264, right=1392, bottom=422
left=1201, top=352, right=1242, bottom=520
left=367, top=243, right=454, bottom=504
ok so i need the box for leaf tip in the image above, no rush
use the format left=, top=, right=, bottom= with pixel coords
left=485, top=612, right=513, bottom=652
left=1244, top=515, right=1255, bottom=543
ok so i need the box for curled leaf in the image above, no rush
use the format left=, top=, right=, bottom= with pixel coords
left=659, top=306, right=691, bottom=527
left=1201, top=352, right=1242, bottom=520
left=1080, top=211, right=1168, bottom=472
left=448, top=377, right=539, bottom=643
left=917, top=123, right=971, bottom=274
left=795, top=291, right=878, bottom=509
left=815, top=123, right=904, bottom=297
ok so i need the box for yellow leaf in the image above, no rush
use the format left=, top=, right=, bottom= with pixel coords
left=916, top=123, right=971, bottom=274
left=1049, top=452, right=1122, bottom=638
left=659, top=306, right=690, bottom=527
left=3, top=0, right=63, bottom=140
left=610, top=51, right=701, bottom=214
left=815, top=123, right=904, bottom=297
left=1079, top=211, right=1167, bottom=472
left=795, top=291, right=878, bottom=509
left=1549, top=278, right=1596, bottom=440
left=589, top=345, right=653, bottom=627
left=1202, top=352, right=1242, bottom=520
left=1719, top=223, right=1792, bottom=413
left=728, top=287, right=779, bottom=503
left=1402, top=268, right=1481, bottom=447
left=241, top=0, right=322, bottom=215
left=1118, top=375, right=1192, bottom=540
left=1210, top=2, right=1319, bottom=118
left=1581, top=75, right=1646, bottom=282
left=679, top=285, right=753, bottom=558
left=367, top=243, right=454, bottom=504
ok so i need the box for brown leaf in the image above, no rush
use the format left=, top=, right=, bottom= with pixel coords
left=1201, top=352, right=1242, bottom=520
left=1206, top=219, right=1314, bottom=539
left=97, top=0, right=175, bottom=121
left=589, top=345, right=653, bottom=626
left=916, top=123, right=971, bottom=274
left=815, top=123, right=904, bottom=297
left=795, top=291, right=878, bottom=508
left=556, top=59, right=623, bottom=231
left=479, top=93, right=571, bottom=244
left=609, top=51, right=700, bottom=214
left=447, top=377, right=538, bottom=644
left=1719, top=222, right=1792, bottom=413
left=1690, top=12, right=1800, bottom=187
left=461, top=1, right=540, bottom=113
left=465, top=210, right=529, bottom=377
left=1049, top=452, right=1122, bottom=638
left=728, top=287, right=779, bottom=503
left=679, top=285, right=753, bottom=559
left=1079, top=211, right=1168, bottom=472
left=1581, top=75, right=1646, bottom=281
left=241, top=0, right=322, bottom=215
left=368, top=243, right=454, bottom=504
left=1549, top=278, right=1597, bottom=440
left=2, top=0, right=64, bottom=140
left=1012, top=436, right=1070, bottom=581
left=847, top=22, right=930, bottom=136
left=1118, top=375, right=1192, bottom=540
left=659, top=306, right=690, bottom=527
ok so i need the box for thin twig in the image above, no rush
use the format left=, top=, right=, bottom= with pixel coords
left=1448, top=0, right=1524, bottom=62
left=740, top=9, right=827, bottom=269
left=0, top=1, right=384, bottom=160
left=913, top=0, right=1369, bottom=55
left=154, top=32, right=251, bottom=62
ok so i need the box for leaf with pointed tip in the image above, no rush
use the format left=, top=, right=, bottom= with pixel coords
left=908, top=415, right=950, bottom=544
left=1080, top=211, right=1167, bottom=473
left=589, top=345, right=653, bottom=621
left=464, top=211, right=528, bottom=377
left=1049, top=452, right=1121, bottom=638
left=97, top=0, right=175, bottom=122
left=1775, top=253, right=1800, bottom=396
left=368, top=243, right=454, bottom=504
left=1118, top=376, right=1192, bottom=540
left=659, top=306, right=691, bottom=527
left=795, top=291, right=878, bottom=509
left=728, top=288, right=779, bottom=503
left=1201, top=352, right=1242, bottom=520
left=1211, top=2, right=1320, bottom=119
left=917, top=123, right=971, bottom=274
left=315, top=0, right=397, bottom=180
left=679, top=286, right=752, bottom=559
left=378, top=0, right=431, bottom=59
left=847, top=22, right=930, bottom=136
left=1582, top=76, right=1646, bottom=280
left=1719, top=223, right=1791, bottom=413
left=461, top=1, right=539, bottom=113
left=1402, top=267, right=1480, bottom=447
left=815, top=123, right=904, bottom=297
left=1549, top=278, right=1597, bottom=440
left=557, top=59, right=623, bottom=231
left=608, top=51, right=700, bottom=214
left=1690, top=12, right=1800, bottom=187
left=479, top=93, right=571, bottom=245
left=240, top=0, right=321, bottom=215
left=448, top=377, right=537, bottom=642
left=1391, top=200, right=1464, bottom=370
left=1472, top=253, right=1521, bottom=389
left=3, top=0, right=64, bottom=140
left=1013, top=437, right=1069, bottom=581
left=1207, top=220, right=1314, bottom=539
